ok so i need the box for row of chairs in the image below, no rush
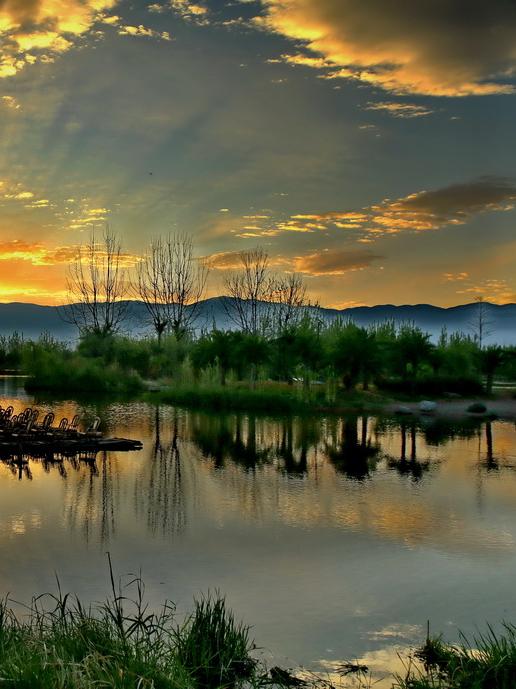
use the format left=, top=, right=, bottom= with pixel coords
left=0, top=406, right=101, bottom=438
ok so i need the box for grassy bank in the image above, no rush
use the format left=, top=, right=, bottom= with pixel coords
left=0, top=575, right=266, bottom=689
left=0, top=572, right=515, bottom=689
left=151, top=383, right=389, bottom=415
left=394, top=625, right=516, bottom=688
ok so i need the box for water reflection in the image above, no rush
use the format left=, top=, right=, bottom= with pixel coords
left=3, top=389, right=516, bottom=683
left=138, top=407, right=187, bottom=537
left=325, top=417, right=379, bottom=480
left=63, top=452, right=120, bottom=545
left=2, top=402, right=516, bottom=551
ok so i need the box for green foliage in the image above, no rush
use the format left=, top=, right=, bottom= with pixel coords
left=0, top=579, right=261, bottom=689
left=326, top=322, right=380, bottom=390
left=396, top=625, right=516, bottom=689
left=24, top=350, right=143, bottom=395
left=175, top=596, right=255, bottom=688
left=4, top=318, right=512, bottom=401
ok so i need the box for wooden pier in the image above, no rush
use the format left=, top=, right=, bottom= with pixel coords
left=0, top=405, right=143, bottom=462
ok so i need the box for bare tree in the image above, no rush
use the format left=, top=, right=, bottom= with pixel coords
left=270, top=273, right=307, bottom=333
left=133, top=237, right=170, bottom=343
left=134, top=233, right=208, bottom=341
left=64, top=228, right=129, bottom=337
left=223, top=248, right=273, bottom=334
left=469, top=296, right=494, bottom=349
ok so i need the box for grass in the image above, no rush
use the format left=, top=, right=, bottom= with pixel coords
left=0, top=561, right=330, bottom=689
left=151, top=383, right=389, bottom=415
left=24, top=352, right=144, bottom=396
left=394, top=625, right=516, bottom=689
left=0, top=565, right=515, bottom=689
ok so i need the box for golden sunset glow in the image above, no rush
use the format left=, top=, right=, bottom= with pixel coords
left=0, top=0, right=514, bottom=307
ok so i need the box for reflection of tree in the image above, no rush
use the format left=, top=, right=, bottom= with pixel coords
left=377, top=417, right=483, bottom=446
left=64, top=452, right=119, bottom=546
left=483, top=421, right=497, bottom=471
left=386, top=423, right=431, bottom=481
left=274, top=417, right=321, bottom=475
left=190, top=413, right=270, bottom=470
left=144, top=406, right=186, bottom=537
left=325, top=417, right=379, bottom=480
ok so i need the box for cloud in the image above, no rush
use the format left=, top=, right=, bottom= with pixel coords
left=205, top=250, right=287, bottom=270
left=117, top=24, right=171, bottom=40
left=170, top=0, right=209, bottom=23
left=369, top=177, right=516, bottom=232
left=270, top=177, right=516, bottom=238
left=205, top=250, right=244, bottom=270
left=0, top=0, right=118, bottom=77
left=204, top=248, right=382, bottom=280
left=443, top=272, right=469, bottom=282
left=0, top=239, right=140, bottom=268
left=456, top=278, right=516, bottom=304
left=294, top=249, right=382, bottom=275
left=1, top=95, right=20, bottom=110
left=0, top=240, right=76, bottom=266
left=257, top=0, right=516, bottom=96
left=363, top=101, right=434, bottom=119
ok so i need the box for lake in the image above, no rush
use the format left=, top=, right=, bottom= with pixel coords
left=1, top=376, right=516, bottom=685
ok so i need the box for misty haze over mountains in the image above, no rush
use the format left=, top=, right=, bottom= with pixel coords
left=0, top=299, right=515, bottom=345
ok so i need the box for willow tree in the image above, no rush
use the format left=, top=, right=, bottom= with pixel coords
left=64, top=228, right=129, bottom=337
left=134, top=233, right=208, bottom=341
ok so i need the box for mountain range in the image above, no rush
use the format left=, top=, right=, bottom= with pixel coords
left=0, top=298, right=514, bottom=345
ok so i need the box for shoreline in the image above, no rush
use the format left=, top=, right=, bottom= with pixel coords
left=149, top=383, right=516, bottom=420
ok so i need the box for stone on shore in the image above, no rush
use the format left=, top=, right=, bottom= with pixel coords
left=419, top=400, right=437, bottom=413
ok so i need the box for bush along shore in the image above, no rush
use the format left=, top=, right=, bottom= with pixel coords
left=0, top=569, right=515, bottom=689
left=2, top=319, right=516, bottom=408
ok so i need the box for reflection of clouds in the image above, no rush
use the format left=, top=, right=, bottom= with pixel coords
left=318, top=644, right=422, bottom=688
left=366, top=623, right=423, bottom=641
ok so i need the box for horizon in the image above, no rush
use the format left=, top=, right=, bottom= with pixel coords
left=0, top=1, right=515, bottom=307
left=0, top=295, right=515, bottom=311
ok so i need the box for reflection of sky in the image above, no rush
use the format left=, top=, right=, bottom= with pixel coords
left=1, top=387, right=516, bottom=683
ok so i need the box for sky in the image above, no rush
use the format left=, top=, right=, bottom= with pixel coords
left=0, top=0, right=516, bottom=308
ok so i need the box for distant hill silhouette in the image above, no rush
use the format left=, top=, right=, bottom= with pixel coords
left=0, top=298, right=514, bottom=345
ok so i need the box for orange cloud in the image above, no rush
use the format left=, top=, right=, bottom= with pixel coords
left=0, top=240, right=139, bottom=268
left=363, top=101, right=434, bottom=119
left=457, top=279, right=516, bottom=304
left=0, top=0, right=152, bottom=77
left=205, top=250, right=287, bottom=271
left=294, top=249, right=381, bottom=276
left=273, top=178, right=516, bottom=239
left=259, top=0, right=516, bottom=96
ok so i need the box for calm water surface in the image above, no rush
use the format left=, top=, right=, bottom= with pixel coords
left=1, top=377, right=516, bottom=684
